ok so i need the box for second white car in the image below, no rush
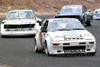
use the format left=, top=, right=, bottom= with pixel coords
left=1, top=10, right=41, bottom=37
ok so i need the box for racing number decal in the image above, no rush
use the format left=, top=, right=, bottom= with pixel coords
left=39, top=32, right=44, bottom=49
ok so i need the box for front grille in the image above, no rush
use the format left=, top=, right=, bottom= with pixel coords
left=4, top=24, right=35, bottom=29
left=63, top=46, right=85, bottom=50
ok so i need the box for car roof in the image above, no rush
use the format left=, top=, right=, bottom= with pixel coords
left=47, top=18, right=79, bottom=22
left=9, top=10, right=34, bottom=13
left=62, top=5, right=83, bottom=9
left=94, top=9, right=100, bottom=11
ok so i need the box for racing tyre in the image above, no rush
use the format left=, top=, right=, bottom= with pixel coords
left=45, top=48, right=50, bottom=56
left=45, top=42, right=50, bottom=56
left=34, top=44, right=39, bottom=53
left=87, top=52, right=96, bottom=56
left=1, top=35, right=6, bottom=38
left=34, top=39, right=40, bottom=53
left=81, top=19, right=85, bottom=26
left=86, top=23, right=91, bottom=26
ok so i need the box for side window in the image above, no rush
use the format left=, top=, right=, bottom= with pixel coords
left=41, top=20, right=48, bottom=32
left=83, top=6, right=87, bottom=13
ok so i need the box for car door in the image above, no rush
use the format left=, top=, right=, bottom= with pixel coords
left=40, top=20, right=49, bottom=47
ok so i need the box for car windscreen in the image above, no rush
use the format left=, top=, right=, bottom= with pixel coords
left=94, top=10, right=100, bottom=14
left=48, top=20, right=85, bottom=31
left=7, top=11, right=34, bottom=20
left=60, top=6, right=82, bottom=14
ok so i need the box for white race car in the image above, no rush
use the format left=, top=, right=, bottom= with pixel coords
left=1, top=10, right=42, bottom=37
left=34, top=18, right=96, bottom=56
left=93, top=9, right=100, bottom=20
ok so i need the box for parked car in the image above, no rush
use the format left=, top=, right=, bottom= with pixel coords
left=93, top=9, right=100, bottom=20
left=1, top=10, right=42, bottom=37
left=34, top=18, right=96, bottom=56
left=55, top=5, right=92, bottom=26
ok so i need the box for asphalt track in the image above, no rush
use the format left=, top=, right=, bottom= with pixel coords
left=0, top=16, right=100, bottom=67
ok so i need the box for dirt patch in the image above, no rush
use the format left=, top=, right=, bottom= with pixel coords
left=0, top=0, right=100, bottom=18
left=0, top=0, right=100, bottom=12
left=0, top=63, right=14, bottom=67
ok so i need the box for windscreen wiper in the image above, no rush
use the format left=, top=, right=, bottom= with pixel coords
left=72, top=28, right=85, bottom=30
left=58, top=29, right=72, bottom=31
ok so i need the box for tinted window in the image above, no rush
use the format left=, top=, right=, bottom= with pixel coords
left=41, top=20, right=48, bottom=32
left=60, top=6, right=82, bottom=14
left=83, top=6, right=87, bottom=13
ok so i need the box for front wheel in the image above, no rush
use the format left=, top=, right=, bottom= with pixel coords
left=87, top=52, right=96, bottom=56
left=45, top=42, right=51, bottom=56
left=34, top=39, right=42, bottom=53
left=45, top=47, right=50, bottom=56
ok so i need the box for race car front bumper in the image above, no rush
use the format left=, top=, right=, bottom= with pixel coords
left=48, top=41, right=96, bottom=55
left=1, top=30, right=36, bottom=36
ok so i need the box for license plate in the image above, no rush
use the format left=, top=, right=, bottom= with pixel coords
left=71, top=42, right=79, bottom=46
left=64, top=49, right=85, bottom=54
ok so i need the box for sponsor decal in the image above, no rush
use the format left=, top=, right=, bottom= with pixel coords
left=63, top=34, right=82, bottom=40
left=11, top=12, right=16, bottom=13
left=49, top=19, right=78, bottom=22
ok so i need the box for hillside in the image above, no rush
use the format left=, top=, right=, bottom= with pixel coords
left=0, top=0, right=100, bottom=15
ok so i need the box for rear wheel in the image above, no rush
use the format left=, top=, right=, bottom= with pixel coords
left=81, top=19, right=85, bottom=26
left=86, top=23, right=91, bottom=26
left=1, top=36, right=4, bottom=38
left=34, top=44, right=39, bottom=53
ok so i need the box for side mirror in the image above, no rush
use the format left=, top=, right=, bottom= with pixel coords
left=36, top=17, right=42, bottom=26
left=41, top=27, right=47, bottom=32
left=36, top=17, right=42, bottom=22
